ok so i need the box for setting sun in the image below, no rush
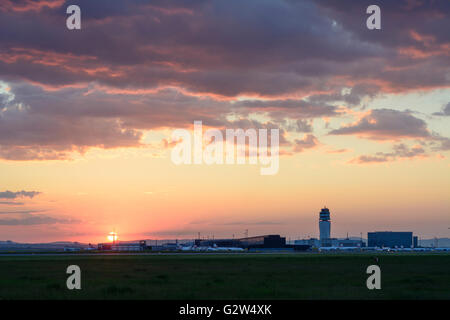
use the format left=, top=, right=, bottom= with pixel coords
left=107, top=232, right=118, bottom=243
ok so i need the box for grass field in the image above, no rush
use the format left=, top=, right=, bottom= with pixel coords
left=0, top=253, right=448, bottom=300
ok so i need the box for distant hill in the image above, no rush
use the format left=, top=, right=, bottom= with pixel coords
left=0, top=241, right=90, bottom=251
left=0, top=240, right=18, bottom=245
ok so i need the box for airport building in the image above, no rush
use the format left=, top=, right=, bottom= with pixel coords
left=332, top=238, right=365, bottom=247
left=196, top=235, right=286, bottom=249
left=98, top=240, right=146, bottom=251
left=295, top=237, right=364, bottom=248
left=194, top=238, right=240, bottom=248
left=368, top=231, right=415, bottom=248
left=294, top=238, right=320, bottom=247
left=238, top=235, right=286, bottom=248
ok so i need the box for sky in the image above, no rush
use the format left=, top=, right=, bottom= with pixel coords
left=0, top=0, right=449, bottom=243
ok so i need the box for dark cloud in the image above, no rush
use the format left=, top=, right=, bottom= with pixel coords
left=0, top=190, right=41, bottom=199
left=0, top=0, right=448, bottom=160
left=329, top=109, right=430, bottom=140
left=316, top=0, right=450, bottom=50
left=235, top=99, right=339, bottom=119
left=391, top=143, right=427, bottom=158
left=433, top=102, right=450, bottom=116
left=429, top=136, right=450, bottom=151
left=0, top=0, right=447, bottom=97
left=307, top=84, right=381, bottom=107
left=0, top=0, right=377, bottom=97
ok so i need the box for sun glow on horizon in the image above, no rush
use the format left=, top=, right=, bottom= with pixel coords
left=107, top=231, right=118, bottom=242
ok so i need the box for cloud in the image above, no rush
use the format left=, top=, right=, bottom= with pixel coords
left=329, top=109, right=431, bottom=140
left=349, top=143, right=427, bottom=164
left=439, top=138, right=450, bottom=151
left=433, top=102, right=450, bottom=116
left=307, top=83, right=381, bottom=107
left=0, top=209, right=44, bottom=214
left=0, top=215, right=78, bottom=226
left=0, top=0, right=448, bottom=98
left=0, top=0, right=64, bottom=12
left=429, top=136, right=450, bottom=151
left=350, top=155, right=390, bottom=164
left=0, top=190, right=41, bottom=199
left=0, top=83, right=143, bottom=160
left=293, top=134, right=319, bottom=152
left=326, top=148, right=350, bottom=154
left=391, top=143, right=427, bottom=158
left=317, top=0, right=450, bottom=60
left=295, top=120, right=313, bottom=133
left=235, top=99, right=339, bottom=119
left=0, top=0, right=375, bottom=97
left=2, top=82, right=326, bottom=160
left=0, top=201, right=24, bottom=205
left=0, top=207, right=79, bottom=226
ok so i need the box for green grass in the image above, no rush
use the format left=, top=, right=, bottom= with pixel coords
left=0, top=253, right=448, bottom=299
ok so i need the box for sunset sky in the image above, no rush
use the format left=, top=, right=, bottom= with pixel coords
left=0, top=0, right=449, bottom=243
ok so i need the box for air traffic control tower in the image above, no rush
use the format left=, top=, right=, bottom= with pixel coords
left=319, top=207, right=331, bottom=243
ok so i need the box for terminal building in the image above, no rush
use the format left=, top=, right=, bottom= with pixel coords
left=368, top=231, right=417, bottom=248
left=294, top=238, right=320, bottom=247
left=238, top=235, right=286, bottom=249
left=295, top=237, right=364, bottom=248
left=196, top=235, right=287, bottom=249
left=98, top=240, right=146, bottom=251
